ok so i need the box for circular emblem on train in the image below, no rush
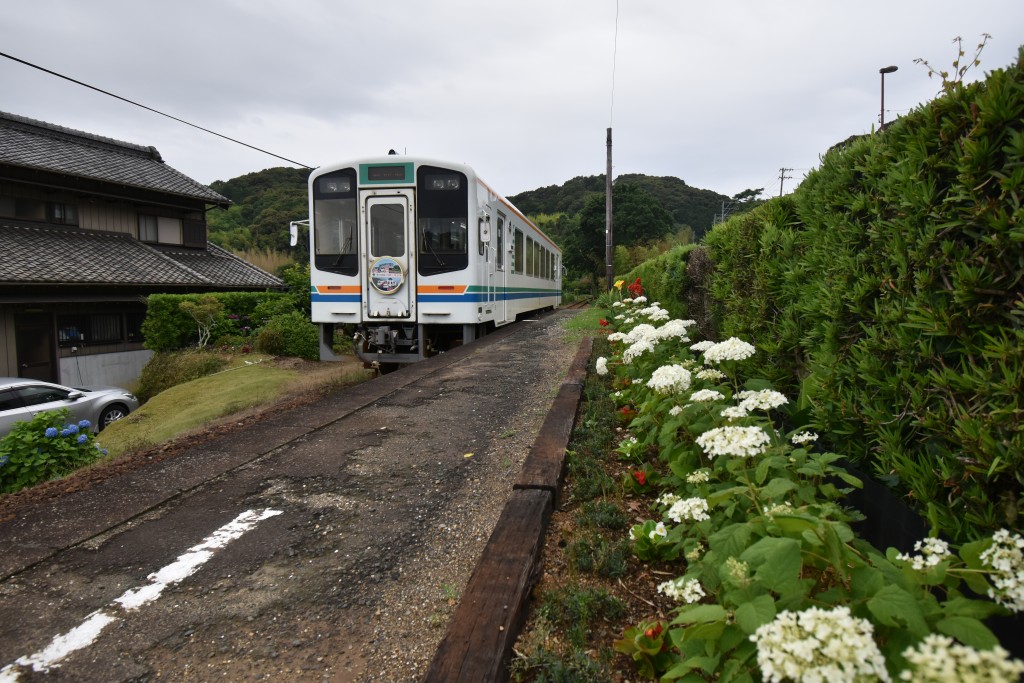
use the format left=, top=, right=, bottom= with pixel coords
left=369, top=257, right=405, bottom=293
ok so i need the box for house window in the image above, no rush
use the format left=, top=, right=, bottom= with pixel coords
left=138, top=214, right=183, bottom=244
left=57, top=313, right=127, bottom=346
left=49, top=202, right=79, bottom=225
left=139, top=214, right=158, bottom=242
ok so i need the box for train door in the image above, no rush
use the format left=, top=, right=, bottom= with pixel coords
left=362, top=190, right=416, bottom=319
left=496, top=213, right=508, bottom=323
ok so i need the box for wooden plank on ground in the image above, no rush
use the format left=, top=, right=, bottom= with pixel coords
left=421, top=488, right=552, bottom=683
left=513, top=383, right=580, bottom=499
left=565, top=336, right=594, bottom=385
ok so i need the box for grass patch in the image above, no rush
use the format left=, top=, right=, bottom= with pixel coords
left=561, top=306, right=606, bottom=345
left=97, top=358, right=369, bottom=458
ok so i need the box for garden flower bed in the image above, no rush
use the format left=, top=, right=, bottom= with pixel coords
left=511, top=285, right=1024, bottom=682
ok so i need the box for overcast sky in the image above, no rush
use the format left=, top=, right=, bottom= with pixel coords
left=4, top=1, right=1022, bottom=200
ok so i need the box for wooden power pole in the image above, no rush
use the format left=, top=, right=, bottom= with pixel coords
left=605, top=127, right=614, bottom=291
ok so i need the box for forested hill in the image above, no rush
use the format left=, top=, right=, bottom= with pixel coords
left=509, top=174, right=729, bottom=239
left=204, top=166, right=732, bottom=271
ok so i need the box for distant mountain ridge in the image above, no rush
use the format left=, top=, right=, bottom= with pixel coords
left=510, top=174, right=729, bottom=240
left=205, top=167, right=732, bottom=263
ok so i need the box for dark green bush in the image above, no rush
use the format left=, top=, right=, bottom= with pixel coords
left=142, top=292, right=292, bottom=352
left=254, top=311, right=319, bottom=360
left=136, top=351, right=228, bottom=403
left=699, top=48, right=1024, bottom=541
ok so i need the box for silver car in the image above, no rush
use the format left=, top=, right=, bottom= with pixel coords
left=0, top=377, right=139, bottom=438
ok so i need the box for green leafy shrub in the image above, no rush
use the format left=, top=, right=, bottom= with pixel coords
left=254, top=311, right=319, bottom=360
left=135, top=350, right=229, bottom=403
left=1, top=410, right=108, bottom=493
left=701, top=48, right=1024, bottom=541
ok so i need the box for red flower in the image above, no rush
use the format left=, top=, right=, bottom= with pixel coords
left=599, top=318, right=609, bottom=327
left=633, top=470, right=647, bottom=486
left=627, top=277, right=645, bottom=298
left=644, top=622, right=663, bottom=639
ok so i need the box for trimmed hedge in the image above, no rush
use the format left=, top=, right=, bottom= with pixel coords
left=698, top=48, right=1024, bottom=542
left=619, top=49, right=1022, bottom=541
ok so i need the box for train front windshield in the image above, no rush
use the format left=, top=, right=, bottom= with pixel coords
left=417, top=166, right=468, bottom=276
left=313, top=169, right=358, bottom=276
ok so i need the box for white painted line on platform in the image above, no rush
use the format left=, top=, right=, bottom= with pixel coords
left=0, top=508, right=282, bottom=680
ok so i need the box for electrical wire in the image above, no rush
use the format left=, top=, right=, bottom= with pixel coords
left=1, top=51, right=314, bottom=169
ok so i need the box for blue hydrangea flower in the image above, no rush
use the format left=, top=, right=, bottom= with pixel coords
left=77, top=434, right=89, bottom=444
left=66, top=424, right=80, bottom=435
left=45, top=427, right=59, bottom=438
left=78, top=420, right=91, bottom=430
left=60, top=428, right=72, bottom=437
left=0, top=455, right=9, bottom=467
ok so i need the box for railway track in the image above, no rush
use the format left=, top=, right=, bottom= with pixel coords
left=0, top=310, right=583, bottom=682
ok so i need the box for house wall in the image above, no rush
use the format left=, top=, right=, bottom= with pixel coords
left=59, top=348, right=152, bottom=390
left=78, top=200, right=136, bottom=234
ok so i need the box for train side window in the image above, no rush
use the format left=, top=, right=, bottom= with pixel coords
left=514, top=229, right=524, bottom=274
left=526, top=236, right=535, bottom=276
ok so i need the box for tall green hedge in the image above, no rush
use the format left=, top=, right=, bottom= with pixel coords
left=701, top=48, right=1024, bottom=541
left=142, top=291, right=286, bottom=351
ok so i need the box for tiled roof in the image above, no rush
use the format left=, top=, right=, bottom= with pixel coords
left=0, top=222, right=284, bottom=290
left=0, top=111, right=229, bottom=206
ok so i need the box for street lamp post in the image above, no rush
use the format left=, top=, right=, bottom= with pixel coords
left=879, top=65, right=898, bottom=128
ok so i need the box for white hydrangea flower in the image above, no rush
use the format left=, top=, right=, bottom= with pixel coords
left=690, top=340, right=715, bottom=352
left=900, top=634, right=1024, bottom=682
left=685, top=469, right=710, bottom=484
left=638, top=305, right=670, bottom=321
left=980, top=528, right=1024, bottom=613
left=668, top=405, right=683, bottom=417
left=656, top=492, right=681, bottom=508
left=703, top=337, right=756, bottom=364
left=666, top=497, right=710, bottom=523
left=737, top=389, right=789, bottom=411
left=612, top=300, right=623, bottom=307
left=623, top=338, right=657, bottom=364
left=695, top=368, right=727, bottom=382
left=646, top=365, right=692, bottom=394
left=607, top=332, right=626, bottom=343
left=654, top=319, right=692, bottom=342
left=689, top=389, right=725, bottom=403
left=791, top=431, right=819, bottom=445
left=896, top=537, right=953, bottom=572
left=649, top=522, right=668, bottom=540
left=632, top=295, right=647, bottom=304
left=696, top=425, right=770, bottom=458
left=595, top=356, right=609, bottom=376
left=658, top=577, right=705, bottom=604
left=720, top=406, right=750, bottom=420
left=751, top=606, right=891, bottom=683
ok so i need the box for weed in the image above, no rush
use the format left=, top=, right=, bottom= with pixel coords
left=538, top=586, right=624, bottom=649
left=566, top=531, right=630, bottom=579
left=575, top=501, right=628, bottom=531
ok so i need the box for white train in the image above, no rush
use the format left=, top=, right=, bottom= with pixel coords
left=297, top=155, right=562, bottom=368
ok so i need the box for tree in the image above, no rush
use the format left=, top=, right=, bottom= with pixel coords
left=179, top=296, right=223, bottom=349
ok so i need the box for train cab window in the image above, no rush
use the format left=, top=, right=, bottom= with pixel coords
left=313, top=168, right=359, bottom=276
left=495, top=214, right=505, bottom=270
left=417, top=165, right=469, bottom=275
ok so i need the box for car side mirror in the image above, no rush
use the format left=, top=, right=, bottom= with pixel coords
left=67, top=390, right=84, bottom=400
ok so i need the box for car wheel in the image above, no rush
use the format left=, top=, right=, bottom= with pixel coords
left=98, top=403, right=129, bottom=431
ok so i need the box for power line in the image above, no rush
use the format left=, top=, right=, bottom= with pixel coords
left=0, top=51, right=314, bottom=170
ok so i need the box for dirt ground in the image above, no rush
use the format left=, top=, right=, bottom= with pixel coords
left=0, top=311, right=582, bottom=682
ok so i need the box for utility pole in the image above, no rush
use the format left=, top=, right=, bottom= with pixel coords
left=605, top=127, right=614, bottom=291
left=778, top=167, right=793, bottom=197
